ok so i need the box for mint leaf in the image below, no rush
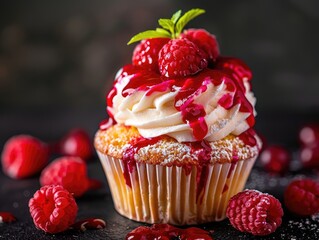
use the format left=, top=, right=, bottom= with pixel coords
left=127, top=8, right=206, bottom=44
left=158, top=18, right=175, bottom=35
left=127, top=30, right=170, bottom=45
left=171, top=10, right=182, bottom=24
left=156, top=28, right=170, bottom=35
left=176, top=8, right=205, bottom=35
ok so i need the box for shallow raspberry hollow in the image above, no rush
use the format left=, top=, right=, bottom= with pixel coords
left=181, top=28, right=219, bottom=63
left=284, top=178, right=319, bottom=216
left=1, top=135, right=49, bottom=179
left=29, top=185, right=78, bottom=234
left=132, top=38, right=170, bottom=72
left=158, top=38, right=208, bottom=78
left=40, top=156, right=90, bottom=197
left=226, top=189, right=283, bottom=236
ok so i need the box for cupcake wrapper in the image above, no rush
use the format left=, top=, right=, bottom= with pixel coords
left=97, top=152, right=256, bottom=225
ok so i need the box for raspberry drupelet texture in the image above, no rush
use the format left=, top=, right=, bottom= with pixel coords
left=40, top=156, right=90, bottom=198
left=284, top=178, right=319, bottom=216
left=132, top=38, right=169, bottom=72
left=226, top=189, right=283, bottom=236
left=1, top=135, right=49, bottom=179
left=158, top=38, right=208, bottom=78
left=181, top=28, right=219, bottom=64
left=29, top=185, right=78, bottom=234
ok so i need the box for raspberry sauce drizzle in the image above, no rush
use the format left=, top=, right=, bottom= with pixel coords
left=105, top=58, right=255, bottom=137
left=0, top=212, right=16, bottom=223
left=185, top=140, right=212, bottom=203
left=122, top=136, right=163, bottom=187
left=126, top=223, right=213, bottom=240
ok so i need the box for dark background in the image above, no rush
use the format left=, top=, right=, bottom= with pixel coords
left=0, top=0, right=319, bottom=148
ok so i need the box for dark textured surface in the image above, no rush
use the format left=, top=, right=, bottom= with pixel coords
left=0, top=109, right=319, bottom=239
left=1, top=159, right=319, bottom=240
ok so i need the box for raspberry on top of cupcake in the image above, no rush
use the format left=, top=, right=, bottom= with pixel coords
left=98, top=8, right=259, bottom=156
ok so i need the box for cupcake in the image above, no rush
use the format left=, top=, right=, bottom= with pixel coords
left=95, top=8, right=261, bottom=225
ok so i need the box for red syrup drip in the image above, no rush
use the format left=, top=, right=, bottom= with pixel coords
left=70, top=218, right=106, bottom=231
left=126, top=223, right=213, bottom=240
left=222, top=184, right=229, bottom=194
left=238, top=128, right=257, bottom=147
left=122, top=136, right=163, bottom=187
left=184, top=140, right=212, bottom=204
left=0, top=212, right=16, bottom=223
left=99, top=118, right=114, bottom=131
left=223, top=151, right=240, bottom=194
left=174, top=77, right=209, bottom=141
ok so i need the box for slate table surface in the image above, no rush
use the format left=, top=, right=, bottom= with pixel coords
left=1, top=158, right=319, bottom=240
left=1, top=109, right=319, bottom=239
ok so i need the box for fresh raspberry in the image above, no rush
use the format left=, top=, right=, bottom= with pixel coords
left=226, top=190, right=283, bottom=236
left=259, top=145, right=291, bottom=175
left=299, top=124, right=319, bottom=147
left=1, top=135, right=49, bottom=179
left=300, top=143, right=319, bottom=169
left=29, top=185, right=78, bottom=234
left=59, top=128, right=93, bottom=161
left=40, top=156, right=91, bottom=197
left=181, top=28, right=219, bottom=63
left=158, top=38, right=208, bottom=78
left=284, top=179, right=319, bottom=216
left=215, top=57, right=252, bottom=84
left=132, top=38, right=169, bottom=72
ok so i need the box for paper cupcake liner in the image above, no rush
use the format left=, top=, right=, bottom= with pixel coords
left=97, top=152, right=256, bottom=225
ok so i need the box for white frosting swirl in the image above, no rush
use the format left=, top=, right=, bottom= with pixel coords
left=107, top=68, right=256, bottom=142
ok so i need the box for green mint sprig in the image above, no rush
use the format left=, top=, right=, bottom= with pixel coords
left=127, top=8, right=205, bottom=45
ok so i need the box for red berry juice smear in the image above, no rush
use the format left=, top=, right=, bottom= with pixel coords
left=70, top=218, right=106, bottom=232
left=126, top=223, right=213, bottom=240
left=185, top=140, right=212, bottom=203
left=0, top=212, right=16, bottom=223
left=122, top=136, right=163, bottom=187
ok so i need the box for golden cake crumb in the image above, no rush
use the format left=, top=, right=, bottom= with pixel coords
left=94, top=124, right=260, bottom=165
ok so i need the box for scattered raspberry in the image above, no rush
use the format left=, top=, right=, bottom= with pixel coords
left=259, top=145, right=291, bottom=175
left=226, top=189, right=283, bottom=236
left=59, top=129, right=93, bottom=161
left=158, top=38, right=208, bottom=78
left=132, top=38, right=169, bottom=72
left=126, top=223, right=213, bottom=240
left=284, top=179, right=319, bottom=216
left=40, top=156, right=95, bottom=197
left=29, top=185, right=78, bottom=234
left=299, top=124, right=319, bottom=147
left=1, top=135, right=49, bottom=179
left=300, top=143, right=319, bottom=169
left=181, top=28, right=219, bottom=63
left=215, top=57, right=252, bottom=85
left=0, top=212, right=16, bottom=223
